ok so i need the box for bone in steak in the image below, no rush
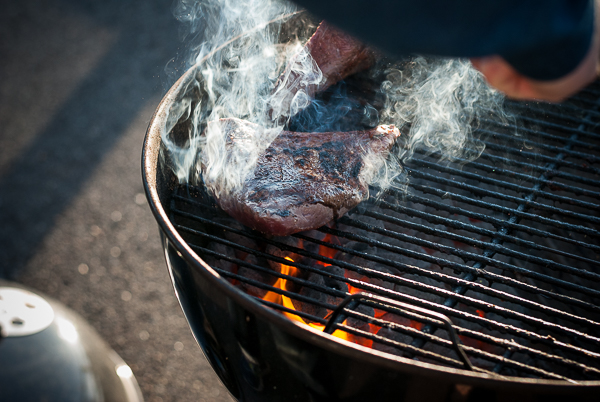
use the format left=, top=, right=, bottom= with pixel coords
left=206, top=118, right=400, bottom=236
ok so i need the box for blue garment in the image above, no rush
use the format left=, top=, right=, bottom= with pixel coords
left=292, top=0, right=595, bottom=80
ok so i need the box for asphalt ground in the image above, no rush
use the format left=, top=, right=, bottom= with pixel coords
left=0, top=0, right=233, bottom=400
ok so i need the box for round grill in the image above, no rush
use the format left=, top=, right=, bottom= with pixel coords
left=168, top=87, right=600, bottom=382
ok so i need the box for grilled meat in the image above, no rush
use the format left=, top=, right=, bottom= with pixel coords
left=270, top=20, right=377, bottom=121
left=205, top=118, right=399, bottom=236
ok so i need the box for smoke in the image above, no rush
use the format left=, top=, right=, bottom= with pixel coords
left=163, top=0, right=309, bottom=195
left=380, top=57, right=508, bottom=163
left=268, top=44, right=325, bottom=124
left=163, top=0, right=509, bottom=200
left=366, top=56, right=510, bottom=193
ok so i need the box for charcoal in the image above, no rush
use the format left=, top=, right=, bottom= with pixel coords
left=336, top=242, right=397, bottom=290
left=372, top=312, right=417, bottom=356
left=394, top=274, right=446, bottom=304
left=203, top=242, right=237, bottom=274
left=422, top=330, right=496, bottom=371
left=291, top=264, right=347, bottom=321
left=265, top=233, right=327, bottom=275
left=212, top=215, right=245, bottom=230
left=345, top=304, right=375, bottom=333
left=237, top=254, right=276, bottom=299
left=297, top=229, right=327, bottom=256
left=223, top=232, right=259, bottom=261
left=266, top=236, right=306, bottom=272
left=212, top=216, right=260, bottom=253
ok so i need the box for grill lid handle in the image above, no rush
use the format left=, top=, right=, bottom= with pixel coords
left=323, top=292, right=475, bottom=371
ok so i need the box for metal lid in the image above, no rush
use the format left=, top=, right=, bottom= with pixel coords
left=0, top=287, right=54, bottom=337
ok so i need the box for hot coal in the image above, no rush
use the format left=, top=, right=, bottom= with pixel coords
left=266, top=235, right=319, bottom=271
left=344, top=304, right=375, bottom=333
left=336, top=241, right=397, bottom=291
left=206, top=118, right=400, bottom=236
left=291, top=263, right=348, bottom=321
left=373, top=312, right=417, bottom=356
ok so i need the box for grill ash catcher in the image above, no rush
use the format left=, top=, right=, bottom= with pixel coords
left=143, top=15, right=600, bottom=402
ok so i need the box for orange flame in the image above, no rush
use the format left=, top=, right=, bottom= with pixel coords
left=262, top=257, right=352, bottom=341
left=259, top=237, right=494, bottom=355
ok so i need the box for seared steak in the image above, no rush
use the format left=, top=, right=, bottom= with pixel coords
left=205, top=118, right=399, bottom=236
left=270, top=20, right=377, bottom=121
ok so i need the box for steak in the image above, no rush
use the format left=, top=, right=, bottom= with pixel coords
left=270, top=20, right=377, bottom=121
left=205, top=118, right=400, bottom=236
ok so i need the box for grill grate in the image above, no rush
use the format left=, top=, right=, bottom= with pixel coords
left=169, top=84, right=600, bottom=381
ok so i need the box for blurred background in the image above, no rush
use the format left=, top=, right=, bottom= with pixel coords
left=0, top=0, right=232, bottom=400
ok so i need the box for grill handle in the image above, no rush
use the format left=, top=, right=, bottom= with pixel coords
left=323, top=292, right=475, bottom=371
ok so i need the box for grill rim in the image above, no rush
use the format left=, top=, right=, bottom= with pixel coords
left=143, top=61, right=600, bottom=390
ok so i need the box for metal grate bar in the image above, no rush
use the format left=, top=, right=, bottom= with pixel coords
left=452, top=324, right=600, bottom=378
left=568, top=94, right=600, bottom=109
left=461, top=145, right=600, bottom=188
left=183, top=217, right=599, bottom=364
left=403, top=191, right=600, bottom=254
left=264, top=298, right=494, bottom=374
left=350, top=209, right=600, bottom=282
left=171, top=200, right=591, bottom=313
left=308, top=231, right=600, bottom=327
left=408, top=119, right=595, bottom=373
left=505, top=102, right=600, bottom=128
left=173, top=195, right=600, bottom=313
left=410, top=158, right=600, bottom=211
left=412, top=150, right=600, bottom=200
left=337, top=214, right=600, bottom=297
left=481, top=141, right=600, bottom=176
left=295, top=228, right=600, bottom=353
left=374, top=200, right=600, bottom=267
left=315, top=224, right=600, bottom=328
left=174, top=197, right=600, bottom=338
left=580, top=87, right=600, bottom=97
left=480, top=117, right=600, bottom=152
left=258, top=300, right=484, bottom=372
left=333, top=305, right=574, bottom=380
left=479, top=128, right=600, bottom=163
left=171, top=194, right=600, bottom=378
left=407, top=177, right=600, bottom=238
left=506, top=99, right=600, bottom=120
left=510, top=114, right=600, bottom=141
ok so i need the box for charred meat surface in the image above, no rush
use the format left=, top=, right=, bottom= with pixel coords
left=206, top=118, right=399, bottom=236
left=271, top=20, right=377, bottom=120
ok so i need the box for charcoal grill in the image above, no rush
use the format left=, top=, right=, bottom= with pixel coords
left=143, top=18, right=600, bottom=401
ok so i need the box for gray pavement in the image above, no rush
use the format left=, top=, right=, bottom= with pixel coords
left=0, top=0, right=232, bottom=400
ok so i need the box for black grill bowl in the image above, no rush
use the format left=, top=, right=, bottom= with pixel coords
left=143, top=71, right=600, bottom=402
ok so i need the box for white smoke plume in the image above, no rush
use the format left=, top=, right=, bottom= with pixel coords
left=370, top=56, right=510, bottom=193
left=162, top=0, right=509, bottom=199
left=164, top=0, right=316, bottom=197
left=380, top=56, right=507, bottom=163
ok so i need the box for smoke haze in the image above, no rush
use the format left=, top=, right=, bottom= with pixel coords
left=162, top=0, right=508, bottom=200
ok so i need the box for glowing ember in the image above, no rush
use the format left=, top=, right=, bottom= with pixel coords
left=262, top=256, right=352, bottom=341
left=316, top=233, right=339, bottom=266
left=262, top=240, right=377, bottom=346
left=458, top=309, right=494, bottom=352
left=258, top=236, right=491, bottom=354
